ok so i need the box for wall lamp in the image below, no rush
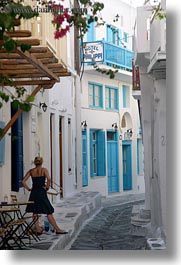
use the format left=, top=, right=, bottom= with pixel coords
left=39, top=102, right=48, bottom=112
left=112, top=122, right=118, bottom=131
left=127, top=128, right=133, bottom=138
left=81, top=120, right=87, bottom=130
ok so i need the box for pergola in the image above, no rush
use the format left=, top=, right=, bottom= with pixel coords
left=0, top=26, right=71, bottom=139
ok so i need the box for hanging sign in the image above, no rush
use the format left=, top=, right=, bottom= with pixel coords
left=132, top=60, right=141, bottom=90
left=82, top=42, right=104, bottom=63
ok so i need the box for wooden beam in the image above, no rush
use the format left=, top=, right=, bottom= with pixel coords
left=0, top=79, right=57, bottom=87
left=5, top=30, right=32, bottom=38
left=0, top=66, right=68, bottom=75
left=0, top=51, right=54, bottom=59
left=0, top=38, right=40, bottom=47
left=16, top=48, right=59, bottom=81
left=0, top=57, right=59, bottom=65
left=0, top=47, right=49, bottom=54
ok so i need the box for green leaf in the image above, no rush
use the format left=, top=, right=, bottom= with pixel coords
left=20, top=43, right=31, bottom=52
left=26, top=95, right=35, bottom=103
left=0, top=14, right=14, bottom=31
left=12, top=99, right=20, bottom=109
left=4, top=38, right=17, bottom=52
left=20, top=103, right=31, bottom=112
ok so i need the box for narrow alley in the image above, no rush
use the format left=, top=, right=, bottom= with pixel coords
left=69, top=198, right=146, bottom=250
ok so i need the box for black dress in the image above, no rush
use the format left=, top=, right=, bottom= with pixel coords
left=26, top=176, right=54, bottom=214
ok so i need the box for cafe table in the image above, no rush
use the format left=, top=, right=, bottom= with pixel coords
left=0, top=201, right=40, bottom=249
left=0, top=207, right=27, bottom=249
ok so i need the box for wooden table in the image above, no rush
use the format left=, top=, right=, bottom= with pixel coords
left=0, top=207, right=26, bottom=249
left=0, top=201, right=40, bottom=249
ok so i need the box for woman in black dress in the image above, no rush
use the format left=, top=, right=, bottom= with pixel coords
left=22, top=156, right=67, bottom=235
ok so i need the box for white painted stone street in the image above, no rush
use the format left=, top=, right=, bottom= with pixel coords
left=24, top=192, right=148, bottom=250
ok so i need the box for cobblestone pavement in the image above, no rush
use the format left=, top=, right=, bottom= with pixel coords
left=69, top=201, right=147, bottom=250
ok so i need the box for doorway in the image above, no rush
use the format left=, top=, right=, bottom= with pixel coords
left=107, top=131, right=119, bottom=193
left=122, top=140, right=132, bottom=190
left=59, top=117, right=63, bottom=197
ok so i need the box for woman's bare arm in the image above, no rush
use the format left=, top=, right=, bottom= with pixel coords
left=22, top=170, right=32, bottom=191
left=44, top=168, right=51, bottom=190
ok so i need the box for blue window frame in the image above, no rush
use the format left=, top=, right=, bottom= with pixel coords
left=11, top=105, right=24, bottom=192
left=137, top=138, right=143, bottom=175
left=90, top=130, right=106, bottom=177
left=0, top=121, right=5, bottom=166
left=86, top=20, right=95, bottom=42
left=124, top=32, right=128, bottom=43
left=122, top=85, right=128, bottom=108
left=82, top=130, right=88, bottom=186
left=105, top=86, right=118, bottom=110
left=88, top=82, right=103, bottom=108
left=106, top=25, right=122, bottom=46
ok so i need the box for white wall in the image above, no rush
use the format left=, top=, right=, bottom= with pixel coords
left=80, top=71, right=142, bottom=196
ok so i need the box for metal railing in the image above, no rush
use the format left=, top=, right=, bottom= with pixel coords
left=81, top=40, right=134, bottom=71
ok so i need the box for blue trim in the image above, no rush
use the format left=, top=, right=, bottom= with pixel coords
left=11, top=105, right=24, bottom=191
left=124, top=32, right=128, bottom=43
left=87, top=21, right=95, bottom=42
left=89, top=129, right=106, bottom=177
left=81, top=39, right=134, bottom=70
left=105, top=86, right=119, bottom=110
left=107, top=131, right=119, bottom=193
left=122, top=85, right=127, bottom=108
left=137, top=138, right=143, bottom=175
left=122, top=140, right=132, bottom=190
left=88, top=82, right=103, bottom=109
left=0, top=121, right=5, bottom=166
left=82, top=130, right=88, bottom=186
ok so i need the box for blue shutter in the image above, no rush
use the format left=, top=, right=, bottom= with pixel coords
left=82, top=130, right=88, bottom=186
left=106, top=25, right=112, bottom=43
left=122, top=85, right=127, bottom=108
left=0, top=121, right=5, bottom=166
left=119, top=29, right=122, bottom=46
left=87, top=21, right=95, bottom=42
left=97, top=130, right=106, bottom=176
left=89, top=130, right=94, bottom=177
left=11, top=106, right=24, bottom=191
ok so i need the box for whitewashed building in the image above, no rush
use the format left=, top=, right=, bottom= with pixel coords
left=0, top=0, right=80, bottom=201
left=133, top=0, right=166, bottom=244
left=79, top=0, right=144, bottom=197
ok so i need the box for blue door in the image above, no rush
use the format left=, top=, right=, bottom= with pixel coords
left=122, top=141, right=132, bottom=190
left=11, top=105, right=24, bottom=191
left=82, top=130, right=88, bottom=186
left=107, top=131, right=119, bottom=193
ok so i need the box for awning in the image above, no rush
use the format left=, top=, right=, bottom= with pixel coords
left=0, top=26, right=71, bottom=139
left=0, top=30, right=70, bottom=87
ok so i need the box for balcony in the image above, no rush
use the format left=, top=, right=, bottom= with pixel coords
left=81, top=40, right=134, bottom=72
left=103, top=41, right=134, bottom=71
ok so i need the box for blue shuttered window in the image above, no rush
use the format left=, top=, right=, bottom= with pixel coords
left=105, top=86, right=119, bottom=110
left=106, top=25, right=122, bottom=46
left=137, top=138, right=143, bottom=175
left=124, top=32, right=128, bottom=43
left=0, top=121, right=5, bottom=166
left=122, top=85, right=127, bottom=108
left=87, top=20, right=95, bottom=42
left=11, top=105, right=24, bottom=192
left=88, top=82, right=103, bottom=108
left=82, top=130, right=88, bottom=186
left=90, top=130, right=106, bottom=177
